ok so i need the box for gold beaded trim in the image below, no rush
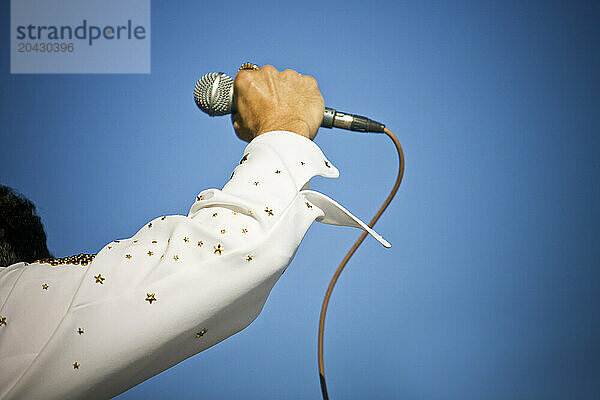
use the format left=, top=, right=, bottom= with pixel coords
left=35, top=253, right=96, bottom=266
left=239, top=62, right=260, bottom=71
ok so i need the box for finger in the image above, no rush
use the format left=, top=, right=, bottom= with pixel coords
left=301, top=74, right=318, bottom=88
left=234, top=69, right=253, bottom=88
left=282, top=69, right=301, bottom=79
left=231, top=112, right=251, bottom=142
left=231, top=111, right=246, bottom=132
left=260, top=64, right=278, bottom=75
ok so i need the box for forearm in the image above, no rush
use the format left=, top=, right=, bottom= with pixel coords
left=0, top=130, right=338, bottom=399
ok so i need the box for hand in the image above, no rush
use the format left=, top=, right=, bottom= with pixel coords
left=231, top=65, right=325, bottom=142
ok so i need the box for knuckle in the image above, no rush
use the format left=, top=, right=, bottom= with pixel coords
left=303, top=75, right=318, bottom=86
left=234, top=70, right=251, bottom=87
left=261, top=65, right=278, bottom=74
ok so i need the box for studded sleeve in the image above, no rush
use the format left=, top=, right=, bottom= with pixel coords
left=0, top=131, right=357, bottom=400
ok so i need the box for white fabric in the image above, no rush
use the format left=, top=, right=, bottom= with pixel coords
left=0, top=131, right=389, bottom=399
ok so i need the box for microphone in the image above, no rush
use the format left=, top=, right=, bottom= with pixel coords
left=193, top=72, right=386, bottom=133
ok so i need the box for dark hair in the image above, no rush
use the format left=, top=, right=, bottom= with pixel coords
left=0, top=185, right=51, bottom=266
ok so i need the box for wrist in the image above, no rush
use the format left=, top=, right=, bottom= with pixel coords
left=257, top=119, right=312, bottom=140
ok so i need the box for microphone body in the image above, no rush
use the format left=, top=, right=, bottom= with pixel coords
left=194, top=72, right=385, bottom=133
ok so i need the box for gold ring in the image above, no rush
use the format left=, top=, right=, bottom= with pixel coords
left=239, top=62, right=260, bottom=71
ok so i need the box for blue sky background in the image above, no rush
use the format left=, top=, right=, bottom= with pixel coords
left=1, top=1, right=599, bottom=399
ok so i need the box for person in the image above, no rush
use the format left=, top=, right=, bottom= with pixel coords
left=0, top=65, right=389, bottom=399
left=0, top=185, right=52, bottom=267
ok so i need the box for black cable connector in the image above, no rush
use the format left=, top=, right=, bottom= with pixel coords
left=350, top=114, right=386, bottom=133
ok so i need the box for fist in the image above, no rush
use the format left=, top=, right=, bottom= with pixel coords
left=231, top=65, right=325, bottom=142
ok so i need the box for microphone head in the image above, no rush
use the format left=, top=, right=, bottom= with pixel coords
left=193, top=72, right=234, bottom=116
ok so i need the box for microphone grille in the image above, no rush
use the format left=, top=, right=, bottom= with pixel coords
left=194, top=72, right=234, bottom=116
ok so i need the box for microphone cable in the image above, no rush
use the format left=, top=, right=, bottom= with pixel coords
left=192, top=66, right=404, bottom=398
left=317, top=127, right=405, bottom=400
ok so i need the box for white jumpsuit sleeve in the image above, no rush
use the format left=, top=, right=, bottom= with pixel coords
left=0, top=131, right=389, bottom=400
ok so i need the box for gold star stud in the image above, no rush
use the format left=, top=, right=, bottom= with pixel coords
left=232, top=210, right=238, bottom=215
left=195, top=328, right=208, bottom=338
left=300, top=161, right=305, bottom=165
left=212, top=212, right=218, bottom=218
left=275, top=170, right=281, bottom=174
left=246, top=255, right=253, bottom=262
left=77, top=328, right=84, bottom=335
left=73, top=362, right=80, bottom=369
left=221, top=229, right=226, bottom=234
left=94, top=274, right=105, bottom=284
left=264, top=207, right=274, bottom=216
left=107, top=246, right=112, bottom=249
left=254, top=181, right=260, bottom=186
left=197, top=240, right=203, bottom=247
left=214, top=244, right=223, bottom=255
left=196, top=195, right=204, bottom=201
left=125, top=254, right=132, bottom=259
left=145, top=293, right=157, bottom=304
left=148, top=223, right=152, bottom=228
left=305, top=201, right=312, bottom=209
left=41, top=283, right=49, bottom=290
left=183, top=237, right=189, bottom=243
left=161, top=216, right=166, bottom=220
left=240, top=154, right=248, bottom=164
left=173, top=255, right=179, bottom=261
left=0, top=316, right=6, bottom=327
left=148, top=251, right=153, bottom=256
left=242, top=228, right=248, bottom=234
